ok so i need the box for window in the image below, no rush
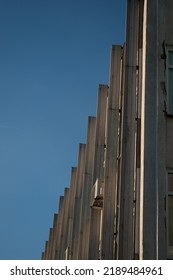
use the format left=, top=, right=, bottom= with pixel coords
left=167, top=172, right=173, bottom=258
left=167, top=50, right=173, bottom=115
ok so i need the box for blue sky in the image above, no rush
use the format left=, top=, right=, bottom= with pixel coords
left=0, top=0, right=126, bottom=260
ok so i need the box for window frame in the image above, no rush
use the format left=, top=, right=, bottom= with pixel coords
left=166, top=48, right=173, bottom=116
left=167, top=170, right=173, bottom=259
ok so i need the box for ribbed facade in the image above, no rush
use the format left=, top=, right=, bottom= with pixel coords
left=42, top=0, right=173, bottom=260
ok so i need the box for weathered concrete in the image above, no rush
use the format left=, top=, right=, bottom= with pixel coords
left=78, top=116, right=96, bottom=259
left=50, top=213, right=58, bottom=259
left=101, top=45, right=122, bottom=259
left=47, top=228, right=53, bottom=259
left=66, top=167, right=77, bottom=259
left=140, top=0, right=158, bottom=259
left=59, top=188, right=70, bottom=259
left=71, top=144, right=86, bottom=259
left=157, top=0, right=167, bottom=260
left=118, top=0, right=139, bottom=260
left=54, top=196, right=64, bottom=259
left=41, top=0, right=173, bottom=260
left=88, top=85, right=108, bottom=259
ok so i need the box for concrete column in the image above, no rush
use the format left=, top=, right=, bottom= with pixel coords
left=46, top=237, right=51, bottom=260
left=71, top=144, right=86, bottom=259
left=157, top=0, right=167, bottom=260
left=54, top=196, right=64, bottom=259
left=88, top=85, right=108, bottom=259
left=59, top=188, right=70, bottom=259
left=140, top=0, right=158, bottom=259
left=47, top=228, right=53, bottom=259
left=50, top=213, right=58, bottom=259
left=66, top=167, right=77, bottom=259
left=47, top=216, right=58, bottom=259
left=93, top=86, right=108, bottom=184
left=118, top=0, right=139, bottom=260
left=101, top=45, right=122, bottom=259
left=133, top=0, right=144, bottom=260
left=78, top=116, right=96, bottom=259
left=44, top=241, right=48, bottom=260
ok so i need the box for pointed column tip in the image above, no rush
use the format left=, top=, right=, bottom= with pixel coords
left=71, top=166, right=77, bottom=171
left=79, top=143, right=86, bottom=148
left=88, top=116, right=96, bottom=121
left=99, top=84, right=109, bottom=88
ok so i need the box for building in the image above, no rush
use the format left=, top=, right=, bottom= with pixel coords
left=41, top=0, right=173, bottom=260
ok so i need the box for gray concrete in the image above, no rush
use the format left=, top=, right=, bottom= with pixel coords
left=89, top=85, right=108, bottom=259
left=66, top=167, right=77, bottom=259
left=118, top=0, right=139, bottom=260
left=140, top=0, right=158, bottom=259
left=78, top=117, right=96, bottom=259
left=71, top=144, right=86, bottom=259
left=101, top=45, right=122, bottom=259
left=59, top=188, right=69, bottom=259
left=42, top=0, right=173, bottom=260
left=54, top=196, right=64, bottom=259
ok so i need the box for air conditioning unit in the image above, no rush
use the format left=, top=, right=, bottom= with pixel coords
left=91, top=179, right=103, bottom=209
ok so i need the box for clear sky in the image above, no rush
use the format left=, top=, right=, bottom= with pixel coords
left=0, top=0, right=126, bottom=260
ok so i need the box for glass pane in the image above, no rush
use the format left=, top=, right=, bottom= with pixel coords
left=168, top=51, right=173, bottom=66
left=168, top=173, right=173, bottom=192
left=168, top=69, right=173, bottom=115
left=168, top=196, right=173, bottom=246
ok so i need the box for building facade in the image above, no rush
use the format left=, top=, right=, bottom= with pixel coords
left=42, top=0, right=173, bottom=260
